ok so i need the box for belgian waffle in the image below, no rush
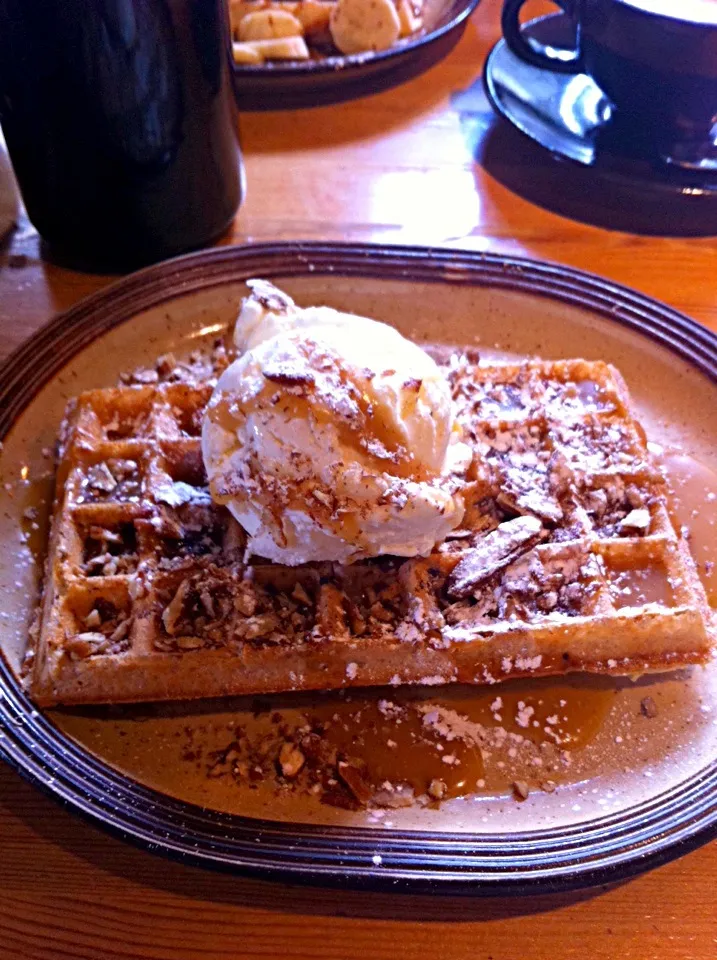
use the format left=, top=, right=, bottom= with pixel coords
left=29, top=353, right=715, bottom=706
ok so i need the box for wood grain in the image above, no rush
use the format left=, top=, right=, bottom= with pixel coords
left=1, top=0, right=716, bottom=956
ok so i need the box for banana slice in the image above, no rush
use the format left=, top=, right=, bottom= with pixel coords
left=329, top=0, right=401, bottom=55
left=396, top=0, right=423, bottom=37
left=232, top=36, right=310, bottom=63
left=296, top=0, right=333, bottom=35
left=230, top=1, right=266, bottom=38
left=232, top=41, right=264, bottom=64
left=238, top=9, right=303, bottom=40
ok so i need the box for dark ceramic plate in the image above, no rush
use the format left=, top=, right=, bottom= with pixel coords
left=1, top=242, right=716, bottom=894
left=232, top=0, right=480, bottom=110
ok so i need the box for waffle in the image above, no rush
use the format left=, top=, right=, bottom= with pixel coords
left=29, top=354, right=715, bottom=706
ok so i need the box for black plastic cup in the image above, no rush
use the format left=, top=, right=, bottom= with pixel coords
left=0, top=0, right=244, bottom=270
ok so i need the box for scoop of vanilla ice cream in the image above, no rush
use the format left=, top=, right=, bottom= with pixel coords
left=201, top=281, right=468, bottom=565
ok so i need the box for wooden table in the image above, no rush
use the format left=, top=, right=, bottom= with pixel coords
left=1, top=1, right=716, bottom=956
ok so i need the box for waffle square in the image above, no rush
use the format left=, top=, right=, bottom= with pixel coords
left=29, top=357, right=715, bottom=705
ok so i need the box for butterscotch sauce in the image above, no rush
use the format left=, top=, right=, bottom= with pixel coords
left=18, top=470, right=54, bottom=570
left=444, top=678, right=614, bottom=751
left=308, top=679, right=614, bottom=798
left=206, top=337, right=436, bottom=486
left=52, top=677, right=615, bottom=811
left=306, top=697, right=485, bottom=800
left=608, top=564, right=674, bottom=609
left=661, top=451, right=717, bottom=606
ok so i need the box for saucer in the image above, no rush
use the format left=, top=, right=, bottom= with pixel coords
left=484, top=12, right=717, bottom=200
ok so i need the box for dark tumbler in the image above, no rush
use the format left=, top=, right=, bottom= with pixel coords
left=0, top=0, right=244, bottom=269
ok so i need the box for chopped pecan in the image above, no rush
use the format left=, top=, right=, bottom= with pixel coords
left=176, top=636, right=203, bottom=650
left=291, top=582, right=312, bottom=606
left=278, top=742, right=305, bottom=778
left=241, top=613, right=279, bottom=640
left=247, top=278, right=295, bottom=313
left=162, top=578, right=191, bottom=635
left=84, top=608, right=101, bottom=629
left=109, top=617, right=131, bottom=644
left=428, top=778, right=447, bottom=800
left=640, top=696, right=658, bottom=718
left=512, top=780, right=530, bottom=801
left=66, top=632, right=109, bottom=659
left=262, top=352, right=315, bottom=386
left=619, top=508, right=650, bottom=534
left=337, top=759, right=373, bottom=805
left=199, top=588, right=216, bottom=619
left=156, top=353, right=178, bottom=377
left=497, top=486, right=563, bottom=524
left=234, top=582, right=257, bottom=617
left=86, top=462, right=116, bottom=493
left=311, top=488, right=333, bottom=507
left=447, top=516, right=543, bottom=599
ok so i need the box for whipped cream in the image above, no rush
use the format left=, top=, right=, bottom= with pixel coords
left=201, top=281, right=469, bottom=565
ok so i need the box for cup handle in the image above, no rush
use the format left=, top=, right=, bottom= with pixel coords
left=501, top=0, right=584, bottom=74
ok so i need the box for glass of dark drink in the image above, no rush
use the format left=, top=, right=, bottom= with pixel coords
left=0, top=0, right=244, bottom=270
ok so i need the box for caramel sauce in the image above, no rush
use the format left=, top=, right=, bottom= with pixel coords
left=608, top=564, right=674, bottom=609
left=309, top=678, right=614, bottom=799
left=18, top=471, right=55, bottom=569
left=206, top=338, right=436, bottom=487
left=661, top=451, right=717, bottom=606
left=445, top=678, right=614, bottom=751
left=307, top=697, right=485, bottom=800
left=52, top=677, right=616, bottom=811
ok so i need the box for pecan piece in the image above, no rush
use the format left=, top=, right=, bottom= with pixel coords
left=497, top=485, right=563, bottom=524
left=247, top=278, right=295, bottom=313
left=278, top=742, right=305, bottom=778
left=512, top=780, right=530, bottom=801
left=447, top=516, right=543, bottom=599
left=337, top=760, right=373, bottom=805
left=234, top=582, right=257, bottom=617
left=242, top=613, right=279, bottom=640
left=84, top=608, right=102, bottom=629
left=428, top=778, right=447, bottom=801
left=640, top=696, right=658, bottom=718
left=162, top=578, right=191, bottom=635
left=86, top=462, right=117, bottom=493
left=619, top=508, right=650, bottom=534
left=66, top=632, right=109, bottom=659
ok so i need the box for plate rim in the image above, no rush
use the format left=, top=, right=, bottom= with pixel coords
left=1, top=240, right=716, bottom=895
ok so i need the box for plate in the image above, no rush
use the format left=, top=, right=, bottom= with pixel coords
left=484, top=13, right=717, bottom=202
left=1, top=241, right=716, bottom=894
left=232, top=0, right=481, bottom=110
